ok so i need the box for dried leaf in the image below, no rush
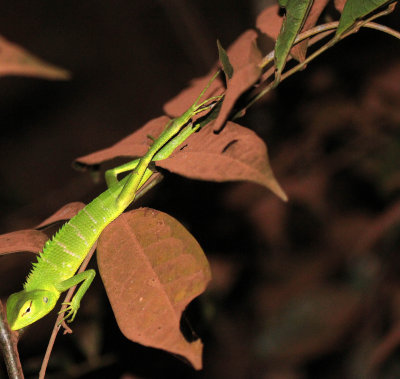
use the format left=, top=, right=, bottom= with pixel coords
left=75, top=116, right=170, bottom=167
left=223, top=30, right=261, bottom=71
left=158, top=121, right=287, bottom=201
left=213, top=30, right=262, bottom=132
left=0, top=230, right=47, bottom=256
left=36, top=202, right=86, bottom=229
left=0, top=35, right=70, bottom=80
left=97, top=207, right=211, bottom=369
left=0, top=202, right=88, bottom=257
left=291, top=0, right=330, bottom=62
left=163, top=73, right=224, bottom=118
left=334, top=0, right=346, bottom=12
left=256, top=4, right=283, bottom=41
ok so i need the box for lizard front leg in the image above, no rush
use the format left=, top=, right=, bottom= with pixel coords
left=55, top=269, right=96, bottom=323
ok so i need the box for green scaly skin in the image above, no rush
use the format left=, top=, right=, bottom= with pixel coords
left=6, top=72, right=222, bottom=330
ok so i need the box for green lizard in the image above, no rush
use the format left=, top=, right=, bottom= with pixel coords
left=6, top=72, right=222, bottom=330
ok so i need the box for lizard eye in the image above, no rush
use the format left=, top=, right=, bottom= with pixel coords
left=43, top=297, right=48, bottom=303
left=21, top=301, right=32, bottom=317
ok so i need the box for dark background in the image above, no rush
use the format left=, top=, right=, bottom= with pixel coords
left=1, top=1, right=400, bottom=378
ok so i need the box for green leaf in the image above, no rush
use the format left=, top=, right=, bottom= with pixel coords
left=336, top=0, right=392, bottom=37
left=275, top=0, right=313, bottom=78
left=217, top=39, right=233, bottom=79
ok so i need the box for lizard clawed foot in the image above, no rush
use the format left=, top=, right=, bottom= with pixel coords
left=58, top=301, right=79, bottom=325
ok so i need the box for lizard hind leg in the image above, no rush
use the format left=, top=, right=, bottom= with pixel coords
left=105, top=159, right=140, bottom=188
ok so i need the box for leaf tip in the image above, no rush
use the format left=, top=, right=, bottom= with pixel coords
left=270, top=181, right=288, bottom=202
left=217, top=39, right=234, bottom=79
left=185, top=338, right=204, bottom=370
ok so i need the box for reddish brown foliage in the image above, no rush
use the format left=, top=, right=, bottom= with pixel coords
left=158, top=121, right=287, bottom=201
left=1, top=1, right=400, bottom=377
left=97, top=208, right=211, bottom=369
left=0, top=230, right=47, bottom=256
left=0, top=35, right=70, bottom=79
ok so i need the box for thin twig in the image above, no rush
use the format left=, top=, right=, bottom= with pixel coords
left=235, top=7, right=400, bottom=121
left=39, top=242, right=97, bottom=379
left=332, top=2, right=397, bottom=41
left=363, top=21, right=400, bottom=40
left=135, top=172, right=164, bottom=201
left=0, top=301, right=24, bottom=379
left=233, top=28, right=337, bottom=120
left=258, top=21, right=340, bottom=69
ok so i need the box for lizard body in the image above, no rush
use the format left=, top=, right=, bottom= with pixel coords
left=7, top=174, right=133, bottom=330
left=6, top=72, right=222, bottom=330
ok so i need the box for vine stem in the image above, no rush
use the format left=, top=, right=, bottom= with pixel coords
left=363, top=21, right=400, bottom=39
left=233, top=26, right=337, bottom=120
left=234, top=13, right=400, bottom=121
left=0, top=301, right=24, bottom=379
left=258, top=21, right=340, bottom=69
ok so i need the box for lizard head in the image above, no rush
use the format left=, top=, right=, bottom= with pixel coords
left=6, top=289, right=59, bottom=330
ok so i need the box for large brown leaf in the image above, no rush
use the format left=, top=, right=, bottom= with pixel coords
left=97, top=207, right=211, bottom=369
left=0, top=35, right=70, bottom=80
left=0, top=230, right=47, bottom=256
left=75, top=116, right=170, bottom=167
left=256, top=4, right=283, bottom=42
left=157, top=121, right=287, bottom=201
left=166, top=30, right=263, bottom=131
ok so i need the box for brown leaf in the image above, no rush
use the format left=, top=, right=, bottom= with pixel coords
left=291, top=0, right=330, bottom=62
left=1, top=203, right=86, bottom=256
left=224, top=29, right=261, bottom=71
left=36, top=202, right=86, bottom=229
left=0, top=35, right=70, bottom=80
left=97, top=207, right=211, bottom=369
left=158, top=121, right=287, bottom=201
left=256, top=4, right=283, bottom=42
left=213, top=30, right=262, bottom=132
left=75, top=116, right=170, bottom=167
left=0, top=230, right=47, bottom=256
left=334, top=0, right=346, bottom=12
left=257, top=2, right=329, bottom=63
left=163, top=73, right=224, bottom=118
